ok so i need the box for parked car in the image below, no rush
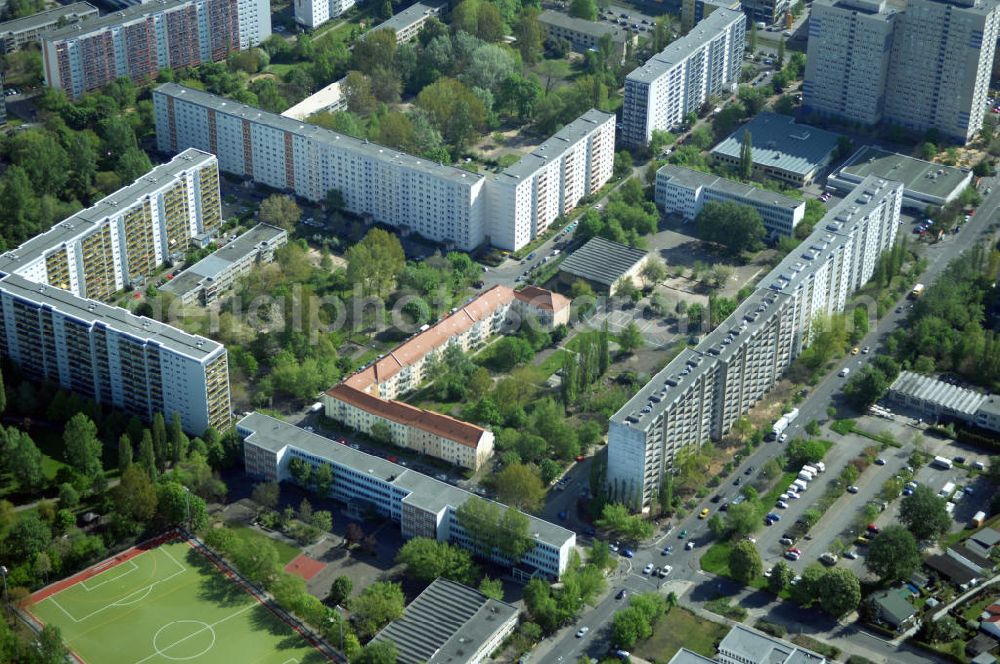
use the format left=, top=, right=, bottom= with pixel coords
left=642, top=563, right=654, bottom=574
left=616, top=589, right=627, bottom=600
left=576, top=627, right=589, bottom=638
left=621, top=549, right=634, bottom=558
left=847, top=485, right=859, bottom=494
left=685, top=541, right=695, bottom=550
left=699, top=508, right=710, bottom=519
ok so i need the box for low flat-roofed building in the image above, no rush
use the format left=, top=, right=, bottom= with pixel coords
left=0, top=2, right=97, bottom=52
left=538, top=10, right=637, bottom=64
left=887, top=370, right=1000, bottom=434
left=367, top=0, right=446, bottom=42
left=371, top=577, right=518, bottom=664
left=711, top=113, right=842, bottom=186
left=161, top=223, right=287, bottom=305
left=829, top=146, right=972, bottom=211
left=558, top=236, right=648, bottom=295
left=717, top=624, right=828, bottom=664
left=280, top=77, right=347, bottom=120
left=237, top=413, right=576, bottom=578
left=655, top=164, right=805, bottom=237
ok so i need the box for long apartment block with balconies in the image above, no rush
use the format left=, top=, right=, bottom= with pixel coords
left=607, top=175, right=903, bottom=511
left=0, top=2, right=98, bottom=53
left=621, top=9, right=744, bottom=147
left=0, top=149, right=231, bottom=435
left=42, top=0, right=270, bottom=99
left=0, top=149, right=222, bottom=300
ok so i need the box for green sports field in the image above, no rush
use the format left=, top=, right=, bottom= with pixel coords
left=30, top=540, right=329, bottom=664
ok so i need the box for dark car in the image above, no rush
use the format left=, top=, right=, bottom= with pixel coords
left=616, top=589, right=628, bottom=600
left=719, top=502, right=729, bottom=511
left=711, top=494, right=722, bottom=503
left=953, top=455, right=966, bottom=464
left=733, top=477, right=742, bottom=486
left=744, top=466, right=754, bottom=475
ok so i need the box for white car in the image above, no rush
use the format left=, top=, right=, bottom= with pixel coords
left=659, top=565, right=673, bottom=577
left=844, top=549, right=859, bottom=560
left=776, top=500, right=788, bottom=509
left=839, top=367, right=850, bottom=377
left=685, top=541, right=695, bottom=550
left=642, top=563, right=655, bottom=574
left=576, top=626, right=589, bottom=638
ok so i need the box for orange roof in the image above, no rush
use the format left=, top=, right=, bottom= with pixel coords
left=986, top=604, right=1000, bottom=615
left=327, top=384, right=487, bottom=448
left=515, top=285, right=571, bottom=313
left=344, top=285, right=517, bottom=390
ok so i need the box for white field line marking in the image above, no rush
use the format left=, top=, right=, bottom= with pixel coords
left=51, top=549, right=188, bottom=624
left=132, top=603, right=258, bottom=664
left=80, top=560, right=139, bottom=592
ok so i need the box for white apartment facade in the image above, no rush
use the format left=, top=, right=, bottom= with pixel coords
left=239, top=413, right=576, bottom=578
left=607, top=176, right=903, bottom=511
left=803, top=0, right=896, bottom=127
left=804, top=0, right=1000, bottom=143
left=42, top=0, right=270, bottom=99
left=0, top=149, right=221, bottom=302
left=655, top=164, right=805, bottom=237
left=622, top=9, right=744, bottom=146
left=489, top=110, right=615, bottom=251
left=154, top=84, right=616, bottom=252
left=294, top=0, right=356, bottom=28
left=154, top=83, right=488, bottom=251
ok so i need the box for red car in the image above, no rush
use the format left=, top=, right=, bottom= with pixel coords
left=575, top=455, right=586, bottom=462
left=387, top=455, right=398, bottom=463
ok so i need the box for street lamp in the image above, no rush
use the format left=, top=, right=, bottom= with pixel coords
left=183, top=486, right=191, bottom=532
left=0, top=565, right=9, bottom=617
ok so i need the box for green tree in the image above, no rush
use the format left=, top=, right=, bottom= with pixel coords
left=351, top=582, right=406, bottom=639
left=866, top=525, right=921, bottom=582
left=116, top=147, right=153, bottom=183
left=514, top=7, right=546, bottom=64
left=346, top=228, right=406, bottom=297
left=252, top=482, right=281, bottom=512
left=696, top=201, right=765, bottom=254
left=729, top=540, right=763, bottom=584
left=313, top=463, right=334, bottom=497
left=749, top=22, right=757, bottom=51
left=494, top=463, right=546, bottom=513
left=612, top=607, right=651, bottom=648
left=114, top=465, right=159, bottom=523
left=9, top=513, right=51, bottom=562
left=8, top=429, right=46, bottom=492
left=618, top=321, right=644, bottom=355
left=899, top=485, right=951, bottom=540
left=259, top=194, right=302, bottom=231
left=724, top=501, right=759, bottom=539
left=478, top=576, right=503, bottom=600
left=118, top=433, right=133, bottom=473
left=232, top=534, right=280, bottom=586
left=816, top=567, right=861, bottom=617
left=395, top=537, right=477, bottom=584
left=152, top=412, right=167, bottom=470
left=353, top=640, right=397, bottom=664
left=568, top=0, right=598, bottom=20
left=169, top=412, right=189, bottom=464
left=416, top=77, right=487, bottom=155
left=138, top=430, right=157, bottom=480
left=0, top=367, right=6, bottom=414
left=640, top=258, right=667, bottom=288
left=64, top=413, right=103, bottom=481
left=328, top=575, right=353, bottom=605
left=596, top=503, right=654, bottom=541
left=769, top=560, right=794, bottom=593
left=157, top=481, right=208, bottom=530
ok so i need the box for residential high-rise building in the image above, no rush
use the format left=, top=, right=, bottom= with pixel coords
left=803, top=0, right=896, bottom=127
left=884, top=0, right=999, bottom=143
left=294, top=0, right=356, bottom=28
left=804, top=0, right=1000, bottom=143
left=42, top=0, right=270, bottom=99
left=622, top=9, right=745, bottom=147
left=0, top=2, right=98, bottom=53
left=488, top=110, right=615, bottom=250
left=606, top=176, right=903, bottom=511
left=0, top=149, right=231, bottom=434
left=153, top=84, right=615, bottom=252
left=0, top=149, right=222, bottom=300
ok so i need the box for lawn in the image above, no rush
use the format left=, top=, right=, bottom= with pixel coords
left=29, top=538, right=326, bottom=664
left=264, top=63, right=296, bottom=77
left=227, top=523, right=301, bottom=565
left=536, top=348, right=571, bottom=377
left=632, top=607, right=729, bottom=663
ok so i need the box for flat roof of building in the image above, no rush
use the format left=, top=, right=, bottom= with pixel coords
left=155, top=84, right=483, bottom=187
left=711, top=112, right=842, bottom=177
left=499, top=109, right=614, bottom=181
left=656, top=164, right=805, bottom=212
left=238, top=413, right=575, bottom=547
left=0, top=149, right=216, bottom=277
left=889, top=370, right=987, bottom=417
left=372, top=577, right=517, bottom=664
left=667, top=650, right=716, bottom=664
left=836, top=146, right=971, bottom=202
left=558, top=236, right=647, bottom=288
left=719, top=625, right=827, bottom=664
left=0, top=273, right=223, bottom=360
left=161, top=223, right=286, bottom=299
left=0, top=2, right=96, bottom=36
left=368, top=0, right=446, bottom=35
left=538, top=9, right=632, bottom=42
left=627, top=8, right=742, bottom=84
left=280, top=77, right=345, bottom=121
